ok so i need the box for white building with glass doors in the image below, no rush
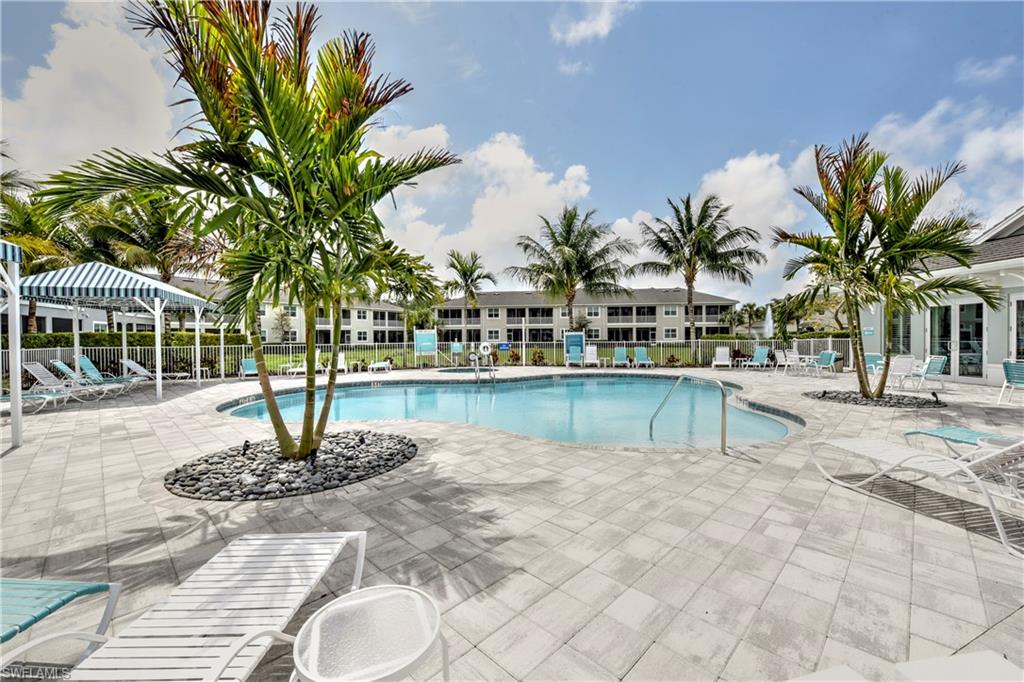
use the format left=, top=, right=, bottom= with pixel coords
left=859, top=205, right=1024, bottom=385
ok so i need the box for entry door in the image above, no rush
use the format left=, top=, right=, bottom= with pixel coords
left=926, top=301, right=986, bottom=382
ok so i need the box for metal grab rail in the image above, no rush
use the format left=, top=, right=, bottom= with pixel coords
left=649, top=374, right=727, bottom=454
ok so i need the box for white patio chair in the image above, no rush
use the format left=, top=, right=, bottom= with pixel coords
left=583, top=345, right=600, bottom=367
left=711, top=346, right=732, bottom=369
left=23, top=361, right=105, bottom=402
left=774, top=348, right=798, bottom=375
left=286, top=350, right=322, bottom=376
left=1, top=533, right=368, bottom=681
left=369, top=359, right=391, bottom=373
left=121, top=358, right=190, bottom=381
left=810, top=438, right=1024, bottom=557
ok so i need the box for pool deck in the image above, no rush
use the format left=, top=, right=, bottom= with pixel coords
left=1, top=366, right=1022, bottom=680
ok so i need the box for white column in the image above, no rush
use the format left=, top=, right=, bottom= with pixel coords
left=219, top=325, right=225, bottom=381
left=6, top=261, right=23, bottom=447
left=120, top=307, right=129, bottom=376
left=72, top=301, right=81, bottom=372
left=193, top=305, right=203, bottom=387
left=153, top=296, right=163, bottom=400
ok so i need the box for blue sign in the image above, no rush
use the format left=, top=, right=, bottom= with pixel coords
left=563, top=331, right=585, bottom=356
left=863, top=327, right=875, bottom=337
left=498, top=342, right=511, bottom=351
left=414, top=329, right=437, bottom=355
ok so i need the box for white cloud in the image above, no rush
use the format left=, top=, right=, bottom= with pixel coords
left=2, top=1, right=173, bottom=178
left=955, top=55, right=1019, bottom=85
left=374, top=129, right=591, bottom=286
left=557, top=60, right=590, bottom=76
left=551, top=2, right=636, bottom=46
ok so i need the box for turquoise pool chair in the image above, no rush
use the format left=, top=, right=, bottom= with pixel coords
left=79, top=355, right=145, bottom=391
left=451, top=342, right=464, bottom=366
left=741, top=346, right=770, bottom=370
left=239, top=357, right=260, bottom=380
left=801, top=350, right=837, bottom=377
left=50, top=360, right=123, bottom=397
left=612, top=347, right=630, bottom=367
left=998, top=359, right=1024, bottom=405
left=864, top=353, right=884, bottom=376
left=904, top=425, right=1014, bottom=459
left=1, top=579, right=121, bottom=649
left=634, top=347, right=655, bottom=368
left=901, top=355, right=947, bottom=390
left=565, top=347, right=583, bottom=367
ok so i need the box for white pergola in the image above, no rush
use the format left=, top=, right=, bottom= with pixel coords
left=1, top=239, right=24, bottom=448
left=20, top=262, right=214, bottom=400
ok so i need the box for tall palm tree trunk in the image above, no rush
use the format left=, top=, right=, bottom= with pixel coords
left=298, top=302, right=318, bottom=456
left=843, top=293, right=872, bottom=397
left=248, top=307, right=297, bottom=458
left=871, top=302, right=896, bottom=399
left=106, top=308, right=116, bottom=331
left=313, top=296, right=344, bottom=450
left=686, top=281, right=695, bottom=344
left=26, top=299, right=37, bottom=334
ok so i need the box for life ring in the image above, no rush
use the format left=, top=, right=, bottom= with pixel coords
left=479, top=342, right=492, bottom=355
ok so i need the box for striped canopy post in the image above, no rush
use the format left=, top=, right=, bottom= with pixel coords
left=20, top=262, right=212, bottom=402
left=1, top=239, right=24, bottom=448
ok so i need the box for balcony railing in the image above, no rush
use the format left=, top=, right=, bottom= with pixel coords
left=528, top=317, right=553, bottom=325
left=507, top=316, right=524, bottom=325
left=703, top=315, right=721, bottom=323
left=635, top=315, right=656, bottom=324
left=387, top=320, right=404, bottom=328
left=315, top=317, right=331, bottom=326
left=607, top=315, right=633, bottom=324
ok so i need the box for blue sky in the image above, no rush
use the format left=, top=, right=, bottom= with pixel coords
left=3, top=1, right=1022, bottom=303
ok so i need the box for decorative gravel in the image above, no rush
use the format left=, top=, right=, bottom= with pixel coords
left=164, top=430, right=417, bottom=501
left=802, top=390, right=947, bottom=409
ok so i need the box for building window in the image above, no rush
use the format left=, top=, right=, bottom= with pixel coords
left=285, top=330, right=298, bottom=342
left=260, top=330, right=268, bottom=343
left=586, top=328, right=600, bottom=340
left=560, top=307, right=569, bottom=318
left=356, top=330, right=368, bottom=342
left=257, top=304, right=266, bottom=317
left=890, top=310, right=912, bottom=355
left=284, top=305, right=298, bottom=317
left=507, top=328, right=523, bottom=342
left=663, top=305, right=677, bottom=317
left=663, top=327, right=678, bottom=340
left=93, top=322, right=108, bottom=332
left=487, top=329, right=500, bottom=340
left=487, top=308, right=499, bottom=319
left=356, top=309, right=367, bottom=320
left=586, top=305, right=600, bottom=318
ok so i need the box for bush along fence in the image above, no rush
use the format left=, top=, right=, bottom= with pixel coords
left=1, top=337, right=853, bottom=388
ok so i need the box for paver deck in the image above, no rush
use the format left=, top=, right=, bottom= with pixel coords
left=1, top=367, right=1021, bottom=680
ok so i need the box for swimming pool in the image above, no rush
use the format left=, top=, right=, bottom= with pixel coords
left=228, top=376, right=792, bottom=448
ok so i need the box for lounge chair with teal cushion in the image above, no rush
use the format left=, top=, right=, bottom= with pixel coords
left=565, top=347, right=583, bottom=367
left=51, top=360, right=124, bottom=397
left=23, top=361, right=105, bottom=402
left=239, top=357, right=259, bottom=380
left=0, top=392, right=68, bottom=413
left=634, top=347, right=655, bottom=368
left=807, top=350, right=837, bottom=376
left=998, top=359, right=1024, bottom=405
left=902, top=354, right=947, bottom=390
left=78, top=355, right=145, bottom=391
left=864, top=353, right=884, bottom=376
left=612, top=347, right=630, bottom=367
left=1, top=579, right=121, bottom=647
left=741, top=346, right=770, bottom=370
left=904, top=425, right=1009, bottom=458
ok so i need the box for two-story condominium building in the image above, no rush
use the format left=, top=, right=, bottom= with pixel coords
left=436, top=288, right=739, bottom=343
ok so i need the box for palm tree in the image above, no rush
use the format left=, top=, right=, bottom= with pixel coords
left=40, top=2, right=458, bottom=459
left=740, top=302, right=764, bottom=337
left=719, top=307, right=744, bottom=336
left=444, top=250, right=496, bottom=344
left=1, top=140, right=37, bottom=197
left=630, top=195, right=765, bottom=342
left=506, top=205, right=635, bottom=319
left=773, top=134, right=999, bottom=398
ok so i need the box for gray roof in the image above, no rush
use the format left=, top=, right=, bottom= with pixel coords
left=925, top=234, right=1024, bottom=271
left=167, top=275, right=403, bottom=311
left=441, top=287, right=737, bottom=308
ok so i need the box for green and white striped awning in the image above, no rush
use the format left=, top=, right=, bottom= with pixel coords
left=0, top=240, right=23, bottom=264
left=20, top=262, right=211, bottom=311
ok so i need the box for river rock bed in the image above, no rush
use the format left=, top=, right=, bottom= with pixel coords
left=803, top=390, right=946, bottom=409
left=165, top=430, right=417, bottom=501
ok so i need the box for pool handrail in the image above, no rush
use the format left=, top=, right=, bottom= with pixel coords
left=649, top=373, right=727, bottom=454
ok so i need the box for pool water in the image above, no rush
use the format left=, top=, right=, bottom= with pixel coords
left=230, top=376, right=790, bottom=448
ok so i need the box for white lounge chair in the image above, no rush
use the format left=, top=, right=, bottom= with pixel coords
left=583, top=345, right=600, bottom=367
left=998, top=359, right=1024, bottom=405
left=121, top=358, right=190, bottom=381
left=902, top=355, right=947, bottom=390
left=330, top=352, right=349, bottom=374
left=774, top=348, right=798, bottom=375
left=22, top=361, right=105, bottom=402
left=811, top=437, right=1024, bottom=557
left=286, top=350, right=323, bottom=376
left=1, top=532, right=367, bottom=681
left=51, top=360, right=125, bottom=398
left=369, top=359, right=391, bottom=373
left=711, top=346, right=732, bottom=369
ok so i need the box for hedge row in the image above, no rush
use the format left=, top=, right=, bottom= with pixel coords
left=702, top=330, right=850, bottom=341
left=4, top=331, right=249, bottom=349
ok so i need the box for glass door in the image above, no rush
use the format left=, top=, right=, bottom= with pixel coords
left=1014, top=298, right=1024, bottom=360
left=957, top=303, right=984, bottom=379
left=928, top=306, right=952, bottom=375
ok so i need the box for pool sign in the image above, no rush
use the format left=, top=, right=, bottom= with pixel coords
left=414, top=329, right=438, bottom=359
left=498, top=342, right=511, bottom=351
left=863, top=327, right=875, bottom=337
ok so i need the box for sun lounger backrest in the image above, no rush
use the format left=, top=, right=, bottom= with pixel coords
left=817, top=350, right=836, bottom=366
left=635, top=347, right=651, bottom=363
left=614, top=347, right=628, bottom=363
left=240, top=358, right=258, bottom=374
left=23, top=361, right=65, bottom=388
left=715, top=347, right=730, bottom=363
left=925, top=355, right=947, bottom=375
left=585, top=346, right=598, bottom=362
left=121, top=359, right=154, bottom=378
left=1004, top=360, right=1024, bottom=385
left=78, top=356, right=105, bottom=382
left=751, top=347, right=769, bottom=364
left=51, top=360, right=86, bottom=385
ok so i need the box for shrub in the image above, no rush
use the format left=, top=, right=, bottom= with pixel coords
left=7, top=331, right=248, bottom=349
left=665, top=354, right=680, bottom=367
left=793, top=330, right=850, bottom=339
left=530, top=348, right=545, bottom=366
left=508, top=349, right=521, bottom=364
left=702, top=333, right=751, bottom=340
left=490, top=349, right=499, bottom=365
